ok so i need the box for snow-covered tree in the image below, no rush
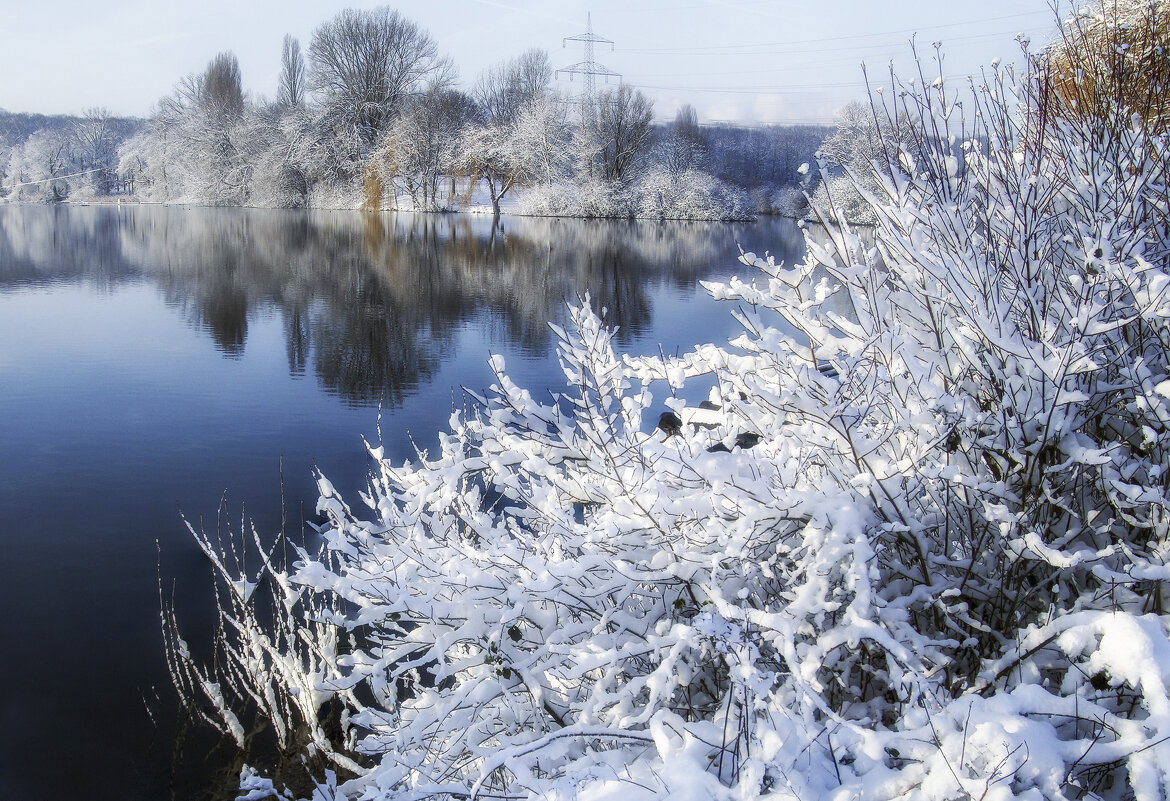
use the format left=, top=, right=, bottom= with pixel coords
left=461, top=56, right=566, bottom=216
left=657, top=104, right=709, bottom=178
left=701, top=123, right=829, bottom=196
left=3, top=128, right=74, bottom=201
left=817, top=99, right=913, bottom=178
left=373, top=88, right=475, bottom=211
left=811, top=98, right=920, bottom=224
left=510, top=94, right=571, bottom=187
left=307, top=7, right=452, bottom=150
left=71, top=107, right=119, bottom=196
left=119, top=52, right=255, bottom=205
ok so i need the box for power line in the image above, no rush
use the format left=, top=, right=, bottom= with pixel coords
left=633, top=82, right=864, bottom=94
left=627, top=25, right=1051, bottom=77
left=703, top=118, right=838, bottom=127
left=616, top=9, right=1052, bottom=54
left=616, top=25, right=1052, bottom=58
left=4, top=168, right=100, bottom=189
left=629, top=66, right=1018, bottom=95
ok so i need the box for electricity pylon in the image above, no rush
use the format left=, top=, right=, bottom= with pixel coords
left=558, top=14, right=620, bottom=118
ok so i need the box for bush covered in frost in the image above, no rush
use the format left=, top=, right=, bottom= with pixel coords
left=638, top=168, right=753, bottom=221
left=755, top=185, right=808, bottom=219
left=807, top=172, right=879, bottom=225
left=516, top=171, right=751, bottom=221
left=167, top=9, right=1170, bottom=800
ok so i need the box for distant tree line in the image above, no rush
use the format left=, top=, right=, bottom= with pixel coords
left=1, top=6, right=831, bottom=219
left=0, top=109, right=141, bottom=201
left=700, top=122, right=829, bottom=214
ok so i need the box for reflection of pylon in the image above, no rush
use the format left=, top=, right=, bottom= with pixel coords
left=558, top=14, right=619, bottom=104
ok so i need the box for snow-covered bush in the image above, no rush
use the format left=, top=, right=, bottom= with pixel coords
left=807, top=172, right=878, bottom=225
left=513, top=181, right=576, bottom=216
left=754, top=185, right=807, bottom=218
left=638, top=167, right=752, bottom=221
left=170, top=20, right=1170, bottom=801
left=516, top=171, right=750, bottom=220
left=514, top=177, right=639, bottom=219
left=574, top=177, right=639, bottom=218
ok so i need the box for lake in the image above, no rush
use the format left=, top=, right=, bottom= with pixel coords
left=0, top=204, right=808, bottom=799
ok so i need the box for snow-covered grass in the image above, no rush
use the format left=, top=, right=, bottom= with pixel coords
left=166, top=18, right=1170, bottom=801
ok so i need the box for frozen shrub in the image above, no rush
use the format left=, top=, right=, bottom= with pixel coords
left=807, top=172, right=878, bottom=224
left=756, top=185, right=807, bottom=218
left=513, top=181, right=576, bottom=216
left=572, top=177, right=638, bottom=218
left=514, top=178, right=637, bottom=219
left=517, top=172, right=750, bottom=220
left=638, top=167, right=752, bottom=221
left=1042, top=0, right=1170, bottom=134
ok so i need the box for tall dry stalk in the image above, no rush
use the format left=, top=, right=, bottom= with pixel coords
left=1041, top=0, right=1170, bottom=135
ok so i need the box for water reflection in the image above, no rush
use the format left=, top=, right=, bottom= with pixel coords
left=0, top=204, right=812, bottom=801
left=0, top=205, right=809, bottom=405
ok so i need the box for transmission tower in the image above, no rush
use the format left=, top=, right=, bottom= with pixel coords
left=557, top=14, right=619, bottom=103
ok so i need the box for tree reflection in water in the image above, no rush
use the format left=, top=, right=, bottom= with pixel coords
left=0, top=204, right=809, bottom=405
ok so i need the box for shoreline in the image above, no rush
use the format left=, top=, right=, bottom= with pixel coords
left=3, top=195, right=781, bottom=223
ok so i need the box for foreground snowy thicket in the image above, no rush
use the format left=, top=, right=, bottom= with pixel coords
left=168, top=16, right=1170, bottom=801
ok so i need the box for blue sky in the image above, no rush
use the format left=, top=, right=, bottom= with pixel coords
left=2, top=0, right=1060, bottom=123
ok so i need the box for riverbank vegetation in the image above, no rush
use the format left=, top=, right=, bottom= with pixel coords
left=0, top=8, right=827, bottom=220
left=0, top=108, right=140, bottom=201
left=164, top=2, right=1170, bottom=799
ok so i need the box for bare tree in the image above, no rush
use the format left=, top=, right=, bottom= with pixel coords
left=277, top=34, right=306, bottom=109
left=72, top=107, right=119, bottom=194
left=199, top=51, right=245, bottom=120
left=308, top=7, right=451, bottom=148
left=377, top=88, right=476, bottom=210
left=657, top=103, right=708, bottom=177
left=510, top=49, right=553, bottom=108
left=587, top=84, right=654, bottom=183
left=475, top=49, right=553, bottom=124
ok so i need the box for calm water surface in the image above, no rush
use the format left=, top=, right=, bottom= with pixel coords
left=0, top=204, right=808, bottom=799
